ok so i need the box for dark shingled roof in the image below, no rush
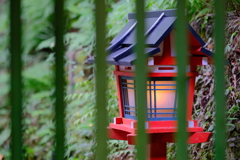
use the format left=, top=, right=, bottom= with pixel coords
left=87, top=9, right=213, bottom=66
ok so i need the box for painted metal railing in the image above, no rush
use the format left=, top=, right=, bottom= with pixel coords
left=10, top=0, right=22, bottom=159
left=175, top=1, right=188, bottom=160
left=10, top=0, right=226, bottom=160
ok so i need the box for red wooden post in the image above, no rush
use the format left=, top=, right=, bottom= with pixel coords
left=187, top=76, right=196, bottom=120
left=115, top=68, right=124, bottom=117
left=149, top=134, right=167, bottom=160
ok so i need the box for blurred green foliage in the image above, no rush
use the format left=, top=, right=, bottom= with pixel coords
left=0, top=0, right=240, bottom=159
left=0, top=0, right=176, bottom=159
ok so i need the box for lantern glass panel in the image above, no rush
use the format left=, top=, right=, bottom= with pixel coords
left=121, top=76, right=179, bottom=120
left=147, top=80, right=177, bottom=120
left=126, top=79, right=135, bottom=107
left=121, top=78, right=137, bottom=119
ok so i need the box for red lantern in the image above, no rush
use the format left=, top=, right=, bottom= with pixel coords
left=88, top=9, right=212, bottom=160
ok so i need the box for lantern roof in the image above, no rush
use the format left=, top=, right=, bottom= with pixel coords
left=87, top=9, right=213, bottom=66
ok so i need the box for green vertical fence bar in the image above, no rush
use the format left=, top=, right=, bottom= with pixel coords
left=175, top=1, right=188, bottom=160
left=214, top=0, right=226, bottom=159
left=95, top=0, right=108, bottom=159
left=10, top=0, right=23, bottom=159
left=135, top=0, right=147, bottom=160
left=54, top=0, right=65, bottom=159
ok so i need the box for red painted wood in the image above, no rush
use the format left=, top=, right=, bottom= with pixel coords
left=193, top=120, right=198, bottom=127
left=187, top=77, right=196, bottom=120
left=149, top=72, right=198, bottom=77
left=190, top=46, right=202, bottom=52
left=107, top=127, right=128, bottom=140
left=115, top=65, right=120, bottom=71
left=189, top=46, right=208, bottom=56
left=157, top=132, right=211, bottom=144
left=114, top=71, right=134, bottom=77
left=158, top=67, right=174, bottom=70
left=154, top=56, right=210, bottom=66
left=108, top=128, right=210, bottom=144
left=154, top=56, right=176, bottom=65
left=188, top=132, right=211, bottom=143
left=190, top=65, right=197, bottom=72
left=115, top=69, right=199, bottom=78
left=161, top=133, right=174, bottom=142
left=108, top=128, right=211, bottom=160
left=114, top=117, right=123, bottom=124
left=127, top=134, right=136, bottom=145
left=163, top=34, right=171, bottom=57
left=190, top=57, right=205, bottom=65
left=115, top=73, right=124, bottom=117
left=189, top=46, right=214, bottom=59
left=125, top=66, right=132, bottom=70
left=146, top=127, right=203, bottom=133
left=127, top=133, right=175, bottom=145
left=147, top=120, right=176, bottom=128
left=188, top=31, right=201, bottom=47
left=150, top=158, right=166, bottom=160
left=109, top=123, right=136, bottom=133
left=149, top=133, right=167, bottom=160
left=122, top=118, right=136, bottom=125
left=109, top=120, right=204, bottom=135
left=190, top=51, right=206, bottom=55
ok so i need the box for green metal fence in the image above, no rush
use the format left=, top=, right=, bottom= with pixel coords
left=10, top=0, right=226, bottom=160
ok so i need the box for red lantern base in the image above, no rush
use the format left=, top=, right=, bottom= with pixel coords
left=108, top=117, right=211, bottom=160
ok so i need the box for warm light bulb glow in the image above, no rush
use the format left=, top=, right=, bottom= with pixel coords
left=147, top=81, right=176, bottom=118
left=124, top=79, right=177, bottom=118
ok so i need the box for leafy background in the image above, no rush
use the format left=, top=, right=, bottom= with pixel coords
left=0, top=0, right=240, bottom=159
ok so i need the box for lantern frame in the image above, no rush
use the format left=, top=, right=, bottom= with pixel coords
left=114, top=65, right=198, bottom=122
